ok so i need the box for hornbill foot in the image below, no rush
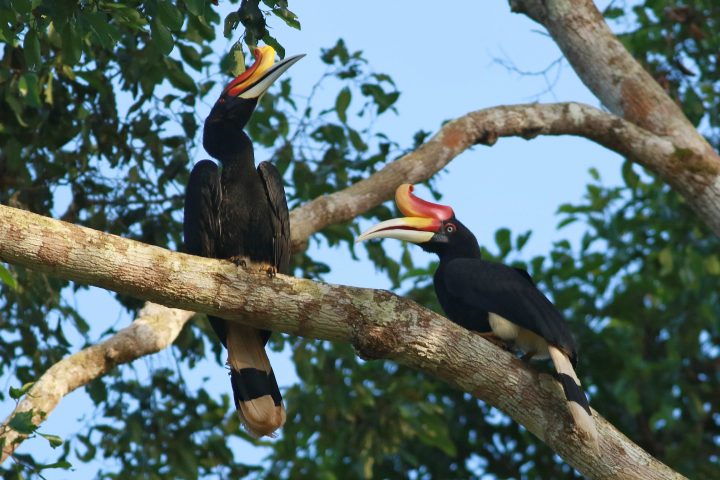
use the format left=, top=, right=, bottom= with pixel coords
left=520, top=351, right=536, bottom=363
left=229, top=255, right=250, bottom=268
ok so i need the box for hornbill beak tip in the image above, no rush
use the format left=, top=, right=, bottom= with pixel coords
left=356, top=217, right=440, bottom=244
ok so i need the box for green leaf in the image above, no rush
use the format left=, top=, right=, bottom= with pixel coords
left=156, top=0, right=184, bottom=31
left=43, top=72, right=53, bottom=105
left=683, top=87, right=705, bottom=127
left=223, top=11, right=240, bottom=38
left=658, top=248, right=673, bottom=276
left=557, top=216, right=577, bottom=229
left=151, top=18, right=174, bottom=55
left=23, top=28, right=41, bottom=69
left=39, top=432, right=64, bottom=448
left=604, top=6, right=624, bottom=19
left=231, top=44, right=245, bottom=76
left=38, top=460, right=72, bottom=470
left=495, top=228, right=511, bottom=257
left=179, top=43, right=203, bottom=70
left=705, top=255, right=720, bottom=275
left=335, top=86, right=351, bottom=123
left=9, top=382, right=34, bottom=399
left=61, top=24, right=82, bottom=65
left=269, top=4, right=300, bottom=30
left=0, top=263, right=18, bottom=290
left=11, top=0, right=32, bottom=15
left=8, top=410, right=37, bottom=435
left=18, top=72, right=41, bottom=107
left=621, top=160, right=640, bottom=189
left=516, top=231, right=532, bottom=251
left=165, top=60, right=197, bottom=93
left=184, top=0, right=205, bottom=17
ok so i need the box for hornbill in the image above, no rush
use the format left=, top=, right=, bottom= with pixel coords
left=356, top=184, right=599, bottom=448
left=183, top=46, right=303, bottom=437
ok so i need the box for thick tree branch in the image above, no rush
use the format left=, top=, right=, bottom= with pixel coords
left=0, top=205, right=686, bottom=478
left=289, top=101, right=683, bottom=248
left=0, top=102, right=693, bottom=466
left=508, top=0, right=720, bottom=235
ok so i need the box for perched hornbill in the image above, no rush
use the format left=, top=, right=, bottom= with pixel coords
left=183, top=46, right=303, bottom=437
left=356, top=184, right=599, bottom=447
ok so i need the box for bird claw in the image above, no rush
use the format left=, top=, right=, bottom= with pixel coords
left=520, top=351, right=536, bottom=363
left=265, top=266, right=277, bottom=278
left=229, top=256, right=249, bottom=269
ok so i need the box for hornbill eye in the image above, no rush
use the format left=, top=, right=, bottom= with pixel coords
left=445, top=223, right=456, bottom=234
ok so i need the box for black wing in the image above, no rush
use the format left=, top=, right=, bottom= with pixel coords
left=513, top=267, right=535, bottom=285
left=257, top=161, right=291, bottom=275
left=443, top=258, right=577, bottom=358
left=183, top=160, right=221, bottom=257
left=184, top=160, right=226, bottom=345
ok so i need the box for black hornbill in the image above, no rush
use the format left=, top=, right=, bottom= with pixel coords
left=356, top=184, right=599, bottom=447
left=183, top=46, right=303, bottom=437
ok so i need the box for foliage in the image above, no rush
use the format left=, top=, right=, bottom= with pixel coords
left=0, top=1, right=717, bottom=479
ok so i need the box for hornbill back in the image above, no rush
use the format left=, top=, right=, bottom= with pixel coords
left=183, top=46, right=302, bottom=437
left=357, top=184, right=599, bottom=449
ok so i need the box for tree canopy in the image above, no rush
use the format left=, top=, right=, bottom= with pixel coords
left=0, top=1, right=718, bottom=478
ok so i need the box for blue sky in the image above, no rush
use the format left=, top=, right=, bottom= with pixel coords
left=1, top=1, right=625, bottom=477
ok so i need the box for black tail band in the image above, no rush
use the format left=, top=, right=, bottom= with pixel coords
left=558, top=373, right=591, bottom=415
left=231, top=368, right=282, bottom=406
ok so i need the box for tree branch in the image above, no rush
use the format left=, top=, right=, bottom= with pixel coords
left=508, top=0, right=720, bottom=236
left=0, top=304, right=193, bottom=462
left=289, top=101, right=684, bottom=248
left=0, top=102, right=694, bottom=467
left=0, top=202, right=686, bottom=478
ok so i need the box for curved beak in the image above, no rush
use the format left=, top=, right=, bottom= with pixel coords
left=224, top=46, right=305, bottom=100
left=356, top=217, right=441, bottom=244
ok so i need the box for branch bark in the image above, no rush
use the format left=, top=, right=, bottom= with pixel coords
left=289, top=101, right=685, bottom=249
left=0, top=204, right=685, bottom=479
left=0, top=102, right=692, bottom=469
left=508, top=0, right=720, bottom=235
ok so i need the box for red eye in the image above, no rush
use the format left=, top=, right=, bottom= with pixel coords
left=445, top=223, right=456, bottom=234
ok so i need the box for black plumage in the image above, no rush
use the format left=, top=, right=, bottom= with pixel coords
left=436, top=248, right=577, bottom=365
left=357, top=184, right=599, bottom=448
left=183, top=46, right=300, bottom=437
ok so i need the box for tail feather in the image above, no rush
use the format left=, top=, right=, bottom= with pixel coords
left=548, top=345, right=599, bottom=452
left=226, top=324, right=286, bottom=437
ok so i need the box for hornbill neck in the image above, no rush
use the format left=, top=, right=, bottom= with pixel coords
left=436, top=240, right=482, bottom=262
left=204, top=125, right=256, bottom=173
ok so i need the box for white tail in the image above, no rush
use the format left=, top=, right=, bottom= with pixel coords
left=226, top=324, right=286, bottom=437
left=548, top=345, right=599, bottom=452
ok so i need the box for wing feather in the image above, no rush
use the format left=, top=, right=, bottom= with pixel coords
left=443, top=258, right=577, bottom=361
left=183, top=160, right=221, bottom=258
left=256, top=161, right=291, bottom=275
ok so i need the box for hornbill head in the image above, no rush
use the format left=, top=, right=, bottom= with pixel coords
left=204, top=46, right=304, bottom=155
left=356, top=184, right=478, bottom=255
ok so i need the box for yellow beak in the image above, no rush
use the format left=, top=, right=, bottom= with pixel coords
left=224, top=46, right=305, bottom=99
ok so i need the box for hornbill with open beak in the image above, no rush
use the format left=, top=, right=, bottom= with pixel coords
left=183, top=46, right=303, bottom=437
left=356, top=184, right=599, bottom=448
